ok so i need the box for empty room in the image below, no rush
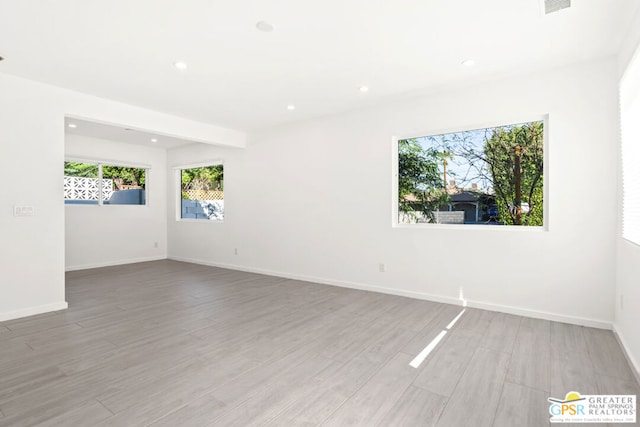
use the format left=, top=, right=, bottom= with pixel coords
left=1, top=0, right=639, bottom=425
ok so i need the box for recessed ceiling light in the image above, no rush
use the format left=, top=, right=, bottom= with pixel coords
left=462, top=59, right=476, bottom=67
left=67, top=123, right=77, bottom=129
left=151, top=138, right=158, bottom=143
left=287, top=105, right=296, bottom=111
left=256, top=21, right=274, bottom=32
left=173, top=61, right=188, bottom=70
left=359, top=86, right=369, bottom=93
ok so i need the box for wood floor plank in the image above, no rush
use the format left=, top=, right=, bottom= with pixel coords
left=481, top=312, right=522, bottom=353
left=550, top=322, right=587, bottom=353
left=0, top=335, right=201, bottom=418
left=376, top=385, right=447, bottom=427
left=321, top=352, right=419, bottom=427
left=146, top=395, right=227, bottom=427
left=266, top=326, right=414, bottom=426
left=204, top=356, right=336, bottom=426
left=55, top=333, right=196, bottom=377
left=377, top=299, right=446, bottom=332
left=0, top=387, right=102, bottom=427
left=319, top=320, right=393, bottom=363
left=154, top=355, right=335, bottom=426
left=0, top=399, right=113, bottom=427
left=454, top=308, right=493, bottom=334
left=32, top=400, right=113, bottom=427
left=506, top=318, right=551, bottom=392
left=583, top=328, right=635, bottom=380
left=97, top=354, right=260, bottom=425
left=596, top=373, right=640, bottom=396
left=0, top=366, right=68, bottom=404
left=0, top=341, right=33, bottom=365
left=3, top=312, right=79, bottom=337
left=207, top=343, right=330, bottom=406
left=493, top=382, right=550, bottom=427
left=56, top=304, right=127, bottom=324
left=0, top=339, right=117, bottom=380
left=435, top=347, right=511, bottom=427
left=265, top=356, right=381, bottom=426
left=412, top=328, right=483, bottom=397
left=96, top=348, right=258, bottom=413
left=13, top=324, right=103, bottom=351
left=401, top=304, right=464, bottom=356
left=550, top=350, right=599, bottom=397
left=359, top=326, right=417, bottom=365
left=0, top=311, right=60, bottom=329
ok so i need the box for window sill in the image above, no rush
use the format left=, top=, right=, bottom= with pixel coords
left=393, top=222, right=547, bottom=231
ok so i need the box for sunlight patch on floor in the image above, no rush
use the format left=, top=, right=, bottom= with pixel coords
left=409, top=308, right=466, bottom=369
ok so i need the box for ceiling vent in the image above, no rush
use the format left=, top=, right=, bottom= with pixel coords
left=543, top=0, right=571, bottom=14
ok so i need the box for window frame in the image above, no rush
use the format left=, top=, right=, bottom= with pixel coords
left=391, top=115, right=549, bottom=231
left=64, top=157, right=150, bottom=207
left=174, top=160, right=225, bottom=222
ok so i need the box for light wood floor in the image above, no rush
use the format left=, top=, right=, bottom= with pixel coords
left=0, top=260, right=638, bottom=426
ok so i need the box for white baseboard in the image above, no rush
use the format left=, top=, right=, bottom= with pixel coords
left=0, top=301, right=68, bottom=322
left=169, top=256, right=464, bottom=305
left=65, top=256, right=167, bottom=272
left=612, top=324, right=640, bottom=386
left=466, top=300, right=613, bottom=330
left=168, top=256, right=613, bottom=330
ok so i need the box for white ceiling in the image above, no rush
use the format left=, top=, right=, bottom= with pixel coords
left=1, top=0, right=638, bottom=132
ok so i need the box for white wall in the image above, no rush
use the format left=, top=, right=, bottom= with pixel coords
left=65, top=134, right=167, bottom=270
left=615, top=7, right=640, bottom=377
left=168, top=58, right=619, bottom=328
left=0, top=71, right=244, bottom=321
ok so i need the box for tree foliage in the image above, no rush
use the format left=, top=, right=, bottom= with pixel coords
left=181, top=165, right=224, bottom=191
left=484, top=122, right=543, bottom=226
left=103, top=166, right=145, bottom=189
left=398, top=139, right=449, bottom=223
left=64, top=162, right=98, bottom=178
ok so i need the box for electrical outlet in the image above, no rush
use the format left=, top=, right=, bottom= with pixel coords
left=13, top=206, right=34, bottom=217
left=621, top=294, right=624, bottom=311
left=378, top=263, right=385, bottom=273
left=234, top=248, right=238, bottom=255
left=154, top=242, right=159, bottom=248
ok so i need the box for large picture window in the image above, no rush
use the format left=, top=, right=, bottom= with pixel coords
left=179, top=164, right=224, bottom=221
left=396, top=120, right=544, bottom=226
left=64, top=161, right=147, bottom=205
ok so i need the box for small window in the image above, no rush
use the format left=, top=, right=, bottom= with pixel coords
left=64, top=161, right=147, bottom=205
left=397, top=120, right=544, bottom=226
left=179, top=164, right=224, bottom=220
